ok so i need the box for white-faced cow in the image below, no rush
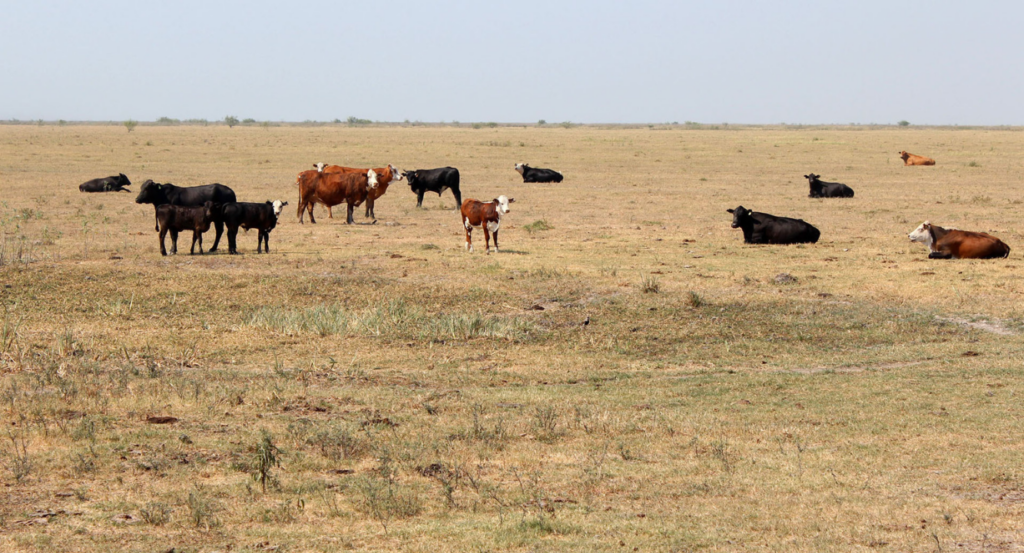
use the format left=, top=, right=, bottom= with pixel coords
left=136, top=180, right=236, bottom=251
left=213, top=200, right=288, bottom=254
left=156, top=202, right=216, bottom=256
left=727, top=206, right=820, bottom=244
left=908, top=221, right=1010, bottom=259
left=296, top=169, right=378, bottom=224
left=805, top=174, right=854, bottom=198
left=403, top=167, right=461, bottom=208
left=515, top=163, right=563, bottom=183
left=461, top=196, right=514, bottom=253
left=79, top=173, right=131, bottom=193
left=295, top=163, right=402, bottom=221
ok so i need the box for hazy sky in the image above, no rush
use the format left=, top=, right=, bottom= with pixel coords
left=2, top=1, right=1021, bottom=124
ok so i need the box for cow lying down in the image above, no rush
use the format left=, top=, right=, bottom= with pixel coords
left=908, top=222, right=1010, bottom=259
left=727, top=206, right=820, bottom=244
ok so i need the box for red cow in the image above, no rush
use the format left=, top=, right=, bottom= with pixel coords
left=908, top=221, right=1010, bottom=259
left=899, top=151, right=936, bottom=166
left=296, top=169, right=378, bottom=224
left=460, top=195, right=514, bottom=253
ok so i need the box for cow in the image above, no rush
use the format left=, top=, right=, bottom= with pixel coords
left=296, top=169, right=378, bottom=224
left=461, top=196, right=514, bottom=253
left=899, top=151, right=936, bottom=166
left=79, top=173, right=131, bottom=193
left=515, top=163, right=563, bottom=183
left=727, top=206, right=820, bottom=244
left=136, top=180, right=236, bottom=251
left=908, top=221, right=1010, bottom=259
left=805, top=174, right=854, bottom=198
left=295, top=163, right=402, bottom=221
left=213, top=200, right=288, bottom=254
left=403, top=167, right=461, bottom=209
left=156, top=202, right=215, bottom=256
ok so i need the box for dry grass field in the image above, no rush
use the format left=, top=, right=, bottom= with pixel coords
left=1, top=123, right=1024, bottom=552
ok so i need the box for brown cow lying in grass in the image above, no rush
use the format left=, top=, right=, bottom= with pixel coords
left=461, top=195, right=514, bottom=253
left=908, top=221, right=1010, bottom=259
left=156, top=202, right=215, bottom=256
left=899, top=151, right=935, bottom=165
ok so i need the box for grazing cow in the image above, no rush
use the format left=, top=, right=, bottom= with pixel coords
left=79, top=173, right=131, bottom=193
left=899, top=151, right=935, bottom=166
left=461, top=196, right=514, bottom=253
left=805, top=174, right=854, bottom=198
left=213, top=200, right=288, bottom=254
left=727, top=206, right=820, bottom=244
left=908, top=221, right=1010, bottom=259
left=156, top=202, right=215, bottom=256
left=403, top=167, right=462, bottom=208
left=515, top=163, right=563, bottom=183
left=136, top=180, right=236, bottom=251
left=296, top=169, right=378, bottom=224
left=295, top=163, right=402, bottom=221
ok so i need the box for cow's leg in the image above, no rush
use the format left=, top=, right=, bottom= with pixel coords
left=452, top=190, right=462, bottom=210
left=154, top=211, right=160, bottom=232
left=483, top=225, right=492, bottom=254
left=929, top=251, right=953, bottom=259
left=159, top=228, right=168, bottom=256
left=308, top=201, right=317, bottom=224
left=492, top=228, right=499, bottom=253
left=191, top=231, right=202, bottom=255
left=365, top=197, right=373, bottom=219
left=297, top=199, right=306, bottom=224
left=463, top=218, right=473, bottom=252
left=208, top=221, right=222, bottom=252
left=417, top=191, right=425, bottom=208
left=262, top=230, right=271, bottom=254
left=347, top=203, right=355, bottom=224
left=170, top=229, right=179, bottom=255
left=228, top=226, right=239, bottom=254
left=327, top=205, right=333, bottom=219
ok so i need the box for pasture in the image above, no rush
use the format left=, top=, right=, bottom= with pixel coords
left=1, top=123, right=1023, bottom=552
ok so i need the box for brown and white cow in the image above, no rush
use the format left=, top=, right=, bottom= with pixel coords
left=460, top=195, right=514, bottom=253
left=908, top=221, right=1010, bottom=259
left=899, top=151, right=936, bottom=166
left=294, top=163, right=402, bottom=221
left=296, top=169, right=378, bottom=224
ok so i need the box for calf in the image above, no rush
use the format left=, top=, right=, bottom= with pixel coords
left=156, top=202, right=215, bottom=256
left=899, top=151, right=935, bottom=166
left=805, top=174, right=854, bottom=198
left=908, top=221, right=1010, bottom=259
left=296, top=169, right=378, bottom=224
left=79, top=173, right=131, bottom=193
left=461, top=196, right=514, bottom=253
left=515, top=163, right=563, bottom=183
left=727, top=206, right=820, bottom=244
left=136, top=180, right=236, bottom=251
left=403, top=167, right=461, bottom=208
left=214, top=200, right=288, bottom=254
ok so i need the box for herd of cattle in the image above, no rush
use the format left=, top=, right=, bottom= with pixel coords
left=77, top=150, right=1010, bottom=259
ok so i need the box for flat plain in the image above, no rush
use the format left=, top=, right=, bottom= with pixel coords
left=1, top=123, right=1024, bottom=552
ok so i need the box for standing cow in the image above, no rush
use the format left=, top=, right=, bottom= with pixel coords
left=461, top=196, right=514, bottom=253
left=79, top=173, right=131, bottom=193
left=727, top=206, right=820, bottom=244
left=136, top=180, right=236, bottom=252
left=156, top=202, right=216, bottom=256
left=296, top=169, right=378, bottom=224
left=515, top=163, right=563, bottom=183
left=403, top=167, right=462, bottom=209
left=295, top=163, right=402, bottom=221
left=213, top=200, right=288, bottom=254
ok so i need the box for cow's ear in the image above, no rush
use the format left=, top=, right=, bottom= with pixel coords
left=281, top=201, right=288, bottom=206
left=727, top=209, right=734, bottom=213
left=508, top=198, right=515, bottom=203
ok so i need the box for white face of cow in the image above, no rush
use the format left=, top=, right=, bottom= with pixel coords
left=514, top=163, right=525, bottom=175
left=367, top=169, right=379, bottom=189
left=389, top=164, right=404, bottom=181
left=496, top=195, right=514, bottom=214
left=908, top=222, right=933, bottom=248
left=314, top=162, right=326, bottom=173
left=272, top=200, right=288, bottom=218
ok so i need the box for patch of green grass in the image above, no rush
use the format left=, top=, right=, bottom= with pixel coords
left=523, top=220, right=553, bottom=233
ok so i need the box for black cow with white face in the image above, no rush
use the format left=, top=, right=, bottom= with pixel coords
left=403, top=167, right=462, bottom=208
left=212, top=200, right=288, bottom=254
left=135, top=180, right=236, bottom=252
left=79, top=173, right=131, bottom=193
left=727, top=206, right=820, bottom=244
left=805, top=174, right=854, bottom=198
left=515, top=163, right=563, bottom=183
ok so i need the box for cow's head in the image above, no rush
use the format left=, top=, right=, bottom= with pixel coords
left=202, top=201, right=215, bottom=219
left=402, top=170, right=417, bottom=185
left=804, top=173, right=820, bottom=182
left=135, top=179, right=161, bottom=204
left=898, top=151, right=910, bottom=161
left=388, top=164, right=404, bottom=181
left=908, top=221, right=934, bottom=247
left=271, top=200, right=288, bottom=218
left=118, top=173, right=131, bottom=185
left=727, top=206, right=752, bottom=228
left=514, top=163, right=527, bottom=175
left=494, top=195, right=514, bottom=214
left=313, top=162, right=327, bottom=173
left=367, top=169, right=379, bottom=189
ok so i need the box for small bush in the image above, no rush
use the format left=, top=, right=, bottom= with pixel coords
left=967, top=161, right=981, bottom=167
left=186, top=486, right=220, bottom=529
left=155, top=117, right=179, bottom=125
left=224, top=115, right=239, bottom=128
left=523, top=220, right=553, bottom=233
left=140, top=502, right=172, bottom=526
left=897, top=120, right=910, bottom=127
left=537, top=119, right=546, bottom=125
left=687, top=291, right=704, bottom=308
left=252, top=431, right=281, bottom=492
left=347, top=116, right=372, bottom=126
left=123, top=119, right=137, bottom=133
left=639, top=274, right=661, bottom=294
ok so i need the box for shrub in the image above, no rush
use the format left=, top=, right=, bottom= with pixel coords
left=224, top=115, right=239, bottom=128
left=523, top=220, right=553, bottom=233
left=638, top=274, right=661, bottom=294
left=347, top=116, right=372, bottom=126
left=252, top=431, right=281, bottom=492
left=537, top=119, right=546, bottom=125
left=123, top=119, right=137, bottom=133
left=898, top=120, right=910, bottom=127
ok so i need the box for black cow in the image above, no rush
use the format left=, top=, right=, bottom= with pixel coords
left=727, top=206, right=820, bottom=244
left=213, top=200, right=288, bottom=254
left=805, top=174, right=854, bottom=198
left=515, top=163, right=563, bottom=183
left=403, top=167, right=462, bottom=208
left=156, top=202, right=215, bottom=256
left=135, top=180, right=236, bottom=251
left=79, top=173, right=131, bottom=193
